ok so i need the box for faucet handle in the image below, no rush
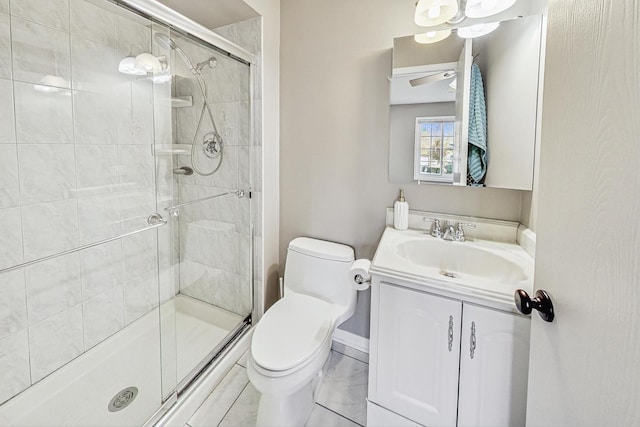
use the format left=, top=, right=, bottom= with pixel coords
left=428, top=218, right=443, bottom=238
left=454, top=222, right=476, bottom=241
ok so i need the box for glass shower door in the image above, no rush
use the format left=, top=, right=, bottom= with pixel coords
left=157, top=30, right=253, bottom=396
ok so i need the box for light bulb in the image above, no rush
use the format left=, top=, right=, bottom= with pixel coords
left=414, top=0, right=458, bottom=27
left=414, top=29, right=452, bottom=44
left=118, top=56, right=146, bottom=75
left=134, top=53, right=163, bottom=73
left=428, top=5, right=441, bottom=19
left=457, top=22, right=500, bottom=38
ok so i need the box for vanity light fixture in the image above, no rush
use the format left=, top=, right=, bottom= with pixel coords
left=414, top=29, right=452, bottom=44
left=134, top=52, right=163, bottom=73
left=464, top=0, right=516, bottom=18
left=414, top=0, right=459, bottom=27
left=457, top=22, right=500, bottom=38
left=118, top=56, right=147, bottom=75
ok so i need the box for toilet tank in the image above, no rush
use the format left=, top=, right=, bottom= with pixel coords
left=284, top=238, right=356, bottom=312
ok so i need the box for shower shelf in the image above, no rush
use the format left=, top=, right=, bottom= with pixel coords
left=153, top=144, right=192, bottom=156
left=171, top=96, right=193, bottom=108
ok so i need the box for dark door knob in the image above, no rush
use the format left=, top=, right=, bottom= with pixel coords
left=514, top=289, right=555, bottom=322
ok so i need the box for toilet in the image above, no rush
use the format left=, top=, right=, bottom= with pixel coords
left=247, top=237, right=360, bottom=427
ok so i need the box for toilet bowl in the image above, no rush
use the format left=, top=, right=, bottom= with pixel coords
left=247, top=237, right=360, bottom=427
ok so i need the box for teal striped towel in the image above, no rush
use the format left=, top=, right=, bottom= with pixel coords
left=467, top=63, right=487, bottom=186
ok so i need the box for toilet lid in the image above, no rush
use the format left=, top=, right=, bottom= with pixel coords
left=252, top=294, right=333, bottom=372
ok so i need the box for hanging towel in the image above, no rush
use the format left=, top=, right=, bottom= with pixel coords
left=467, top=63, right=487, bottom=186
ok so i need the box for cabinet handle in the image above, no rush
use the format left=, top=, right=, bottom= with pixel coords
left=470, top=321, right=476, bottom=359
left=448, top=315, right=454, bottom=352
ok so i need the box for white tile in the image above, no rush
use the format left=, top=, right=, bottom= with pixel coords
left=251, top=146, right=262, bottom=191
left=0, top=13, right=11, bottom=79
left=82, top=284, right=124, bottom=349
left=11, top=17, right=71, bottom=87
left=77, top=193, right=121, bottom=244
left=196, top=146, right=238, bottom=189
left=114, top=12, right=151, bottom=58
left=123, top=230, right=157, bottom=282
left=73, top=90, right=118, bottom=145
left=29, top=304, right=83, bottom=382
left=0, top=78, right=15, bottom=143
left=0, top=269, right=28, bottom=340
left=307, top=404, right=362, bottom=427
left=25, top=253, right=82, bottom=325
left=0, top=330, right=31, bottom=404
left=188, top=365, right=249, bottom=427
left=18, top=144, right=77, bottom=204
left=75, top=144, right=119, bottom=197
left=70, top=0, right=115, bottom=46
left=70, top=36, right=115, bottom=93
left=218, top=382, right=260, bottom=427
left=10, top=0, right=70, bottom=32
left=0, top=0, right=8, bottom=15
left=118, top=188, right=155, bottom=233
left=238, top=145, right=250, bottom=191
left=238, top=100, right=250, bottom=146
left=252, top=191, right=262, bottom=237
left=214, top=102, right=239, bottom=146
left=79, top=239, right=123, bottom=300
left=0, top=145, right=20, bottom=209
left=116, top=79, right=154, bottom=145
left=316, top=352, right=369, bottom=426
left=253, top=236, right=263, bottom=281
left=123, top=231, right=159, bottom=324
left=14, top=81, right=73, bottom=144
left=252, top=99, right=262, bottom=145
left=236, top=18, right=261, bottom=55
left=0, top=207, right=24, bottom=269
left=21, top=199, right=79, bottom=261
left=124, top=275, right=158, bottom=325
left=118, top=144, right=154, bottom=190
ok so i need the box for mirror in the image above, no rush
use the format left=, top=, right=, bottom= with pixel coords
left=389, top=12, right=545, bottom=190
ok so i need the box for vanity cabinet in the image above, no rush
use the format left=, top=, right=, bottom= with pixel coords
left=368, top=281, right=530, bottom=427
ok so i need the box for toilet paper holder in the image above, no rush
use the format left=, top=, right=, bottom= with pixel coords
left=354, top=274, right=371, bottom=285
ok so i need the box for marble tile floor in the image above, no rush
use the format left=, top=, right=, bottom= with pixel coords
left=186, top=347, right=369, bottom=427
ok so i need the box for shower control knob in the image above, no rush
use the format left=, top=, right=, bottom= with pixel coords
left=514, top=289, right=555, bottom=322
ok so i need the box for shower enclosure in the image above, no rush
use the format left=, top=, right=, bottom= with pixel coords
left=0, top=0, right=256, bottom=425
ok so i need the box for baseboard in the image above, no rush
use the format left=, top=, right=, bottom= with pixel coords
left=333, top=328, right=369, bottom=354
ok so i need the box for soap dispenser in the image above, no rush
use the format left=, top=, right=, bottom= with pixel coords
left=393, top=189, right=409, bottom=231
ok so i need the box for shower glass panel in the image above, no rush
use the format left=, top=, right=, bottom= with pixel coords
left=160, top=30, right=253, bottom=393
left=0, top=0, right=253, bottom=425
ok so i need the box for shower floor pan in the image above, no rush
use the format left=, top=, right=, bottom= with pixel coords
left=0, top=296, right=243, bottom=426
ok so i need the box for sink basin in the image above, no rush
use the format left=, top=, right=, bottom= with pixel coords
left=396, top=238, right=526, bottom=285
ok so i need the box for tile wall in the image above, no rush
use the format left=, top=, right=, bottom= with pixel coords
left=0, top=0, right=174, bottom=404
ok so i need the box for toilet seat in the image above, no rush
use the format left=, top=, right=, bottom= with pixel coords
left=251, top=293, right=333, bottom=375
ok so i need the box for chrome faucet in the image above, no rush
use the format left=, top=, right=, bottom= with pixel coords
left=453, top=222, right=476, bottom=242
left=430, top=218, right=443, bottom=238
left=430, top=219, right=476, bottom=242
left=442, top=221, right=456, bottom=241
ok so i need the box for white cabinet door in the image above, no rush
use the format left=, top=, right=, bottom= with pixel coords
left=376, top=282, right=462, bottom=427
left=458, top=303, right=531, bottom=427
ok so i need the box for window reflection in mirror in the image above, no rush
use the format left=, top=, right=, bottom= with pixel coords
left=414, top=116, right=456, bottom=183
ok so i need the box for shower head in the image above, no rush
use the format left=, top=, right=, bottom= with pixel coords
left=195, top=57, right=217, bottom=72
left=154, top=33, right=197, bottom=72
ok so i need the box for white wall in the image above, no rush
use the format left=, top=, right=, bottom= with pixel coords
left=280, top=0, right=526, bottom=338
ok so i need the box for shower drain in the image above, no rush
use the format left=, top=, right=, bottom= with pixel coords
left=108, top=387, right=138, bottom=412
